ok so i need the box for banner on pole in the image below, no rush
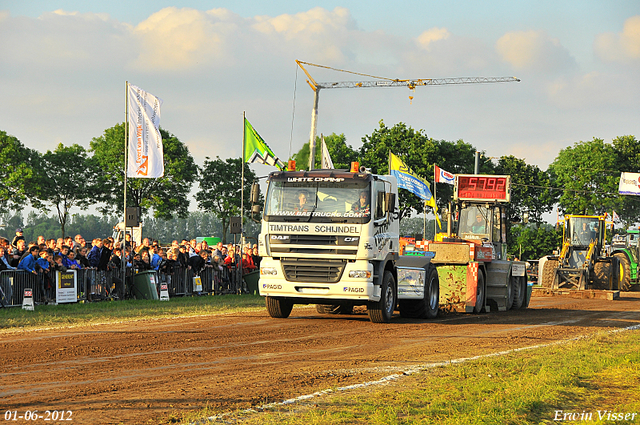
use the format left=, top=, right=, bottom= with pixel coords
left=244, top=118, right=285, bottom=170
left=321, top=135, right=334, bottom=169
left=619, top=172, right=640, bottom=195
left=434, top=165, right=455, bottom=185
left=389, top=152, right=435, bottom=207
left=127, top=84, right=164, bottom=178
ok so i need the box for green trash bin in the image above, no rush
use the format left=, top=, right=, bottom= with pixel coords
left=131, top=270, right=159, bottom=300
left=243, top=270, right=260, bottom=295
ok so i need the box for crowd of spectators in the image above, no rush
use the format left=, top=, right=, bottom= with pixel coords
left=0, top=228, right=262, bottom=302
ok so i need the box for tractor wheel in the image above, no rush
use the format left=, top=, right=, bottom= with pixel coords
left=614, top=253, right=632, bottom=291
left=265, top=296, right=294, bottom=318
left=473, top=270, right=486, bottom=314
left=593, top=261, right=612, bottom=290
left=368, top=271, right=396, bottom=323
left=506, top=273, right=515, bottom=310
left=541, top=259, right=559, bottom=288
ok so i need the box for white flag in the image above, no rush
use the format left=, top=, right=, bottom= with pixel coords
left=127, top=84, right=164, bottom=178
left=321, top=135, right=334, bottom=169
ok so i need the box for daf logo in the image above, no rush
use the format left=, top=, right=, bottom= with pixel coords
left=270, top=235, right=290, bottom=240
left=263, top=284, right=283, bottom=290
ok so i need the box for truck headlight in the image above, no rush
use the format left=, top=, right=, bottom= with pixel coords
left=260, top=267, right=278, bottom=276
left=348, top=270, right=371, bottom=279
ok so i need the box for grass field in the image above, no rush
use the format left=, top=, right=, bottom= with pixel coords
left=0, top=294, right=265, bottom=331
left=190, top=329, right=640, bottom=425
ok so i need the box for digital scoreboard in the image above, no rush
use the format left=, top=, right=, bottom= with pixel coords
left=454, top=174, right=510, bottom=202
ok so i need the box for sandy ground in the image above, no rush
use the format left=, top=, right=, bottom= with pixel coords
left=1, top=294, right=639, bottom=424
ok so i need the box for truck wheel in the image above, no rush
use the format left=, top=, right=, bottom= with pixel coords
left=512, top=276, right=527, bottom=309
left=398, top=266, right=439, bottom=319
left=541, top=259, right=559, bottom=288
left=316, top=304, right=354, bottom=315
left=614, top=253, right=632, bottom=291
left=506, top=273, right=515, bottom=310
left=368, top=271, right=396, bottom=323
left=265, top=296, right=294, bottom=318
left=473, top=270, right=486, bottom=314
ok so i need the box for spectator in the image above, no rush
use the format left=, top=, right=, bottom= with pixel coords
left=87, top=238, right=103, bottom=268
left=136, top=251, right=152, bottom=271
left=35, top=250, right=54, bottom=302
left=37, top=235, right=46, bottom=246
left=59, top=245, right=71, bottom=268
left=188, top=249, right=208, bottom=275
left=45, top=239, right=56, bottom=254
left=0, top=246, right=16, bottom=271
left=242, top=250, right=256, bottom=274
left=213, top=242, right=224, bottom=258
left=98, top=238, right=113, bottom=271
left=252, top=246, right=262, bottom=269
left=108, top=247, right=124, bottom=298
left=55, top=238, right=64, bottom=253
left=18, top=245, right=40, bottom=274
left=176, top=245, right=189, bottom=268
left=11, top=228, right=25, bottom=248
left=52, top=254, right=67, bottom=272
left=11, top=239, right=27, bottom=267
left=224, top=248, right=237, bottom=270
left=65, top=250, right=82, bottom=270
left=76, top=246, right=90, bottom=268
left=149, top=245, right=161, bottom=270
left=158, top=249, right=176, bottom=274
left=74, top=234, right=85, bottom=249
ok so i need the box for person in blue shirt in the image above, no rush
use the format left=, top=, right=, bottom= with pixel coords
left=149, top=245, right=161, bottom=270
left=17, top=246, right=40, bottom=274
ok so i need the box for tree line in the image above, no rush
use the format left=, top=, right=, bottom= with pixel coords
left=1, top=121, right=638, bottom=260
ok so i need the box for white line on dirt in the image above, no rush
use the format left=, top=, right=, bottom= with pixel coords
left=198, top=323, right=640, bottom=424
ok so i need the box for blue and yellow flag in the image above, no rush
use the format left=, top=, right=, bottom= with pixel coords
left=389, top=152, right=440, bottom=225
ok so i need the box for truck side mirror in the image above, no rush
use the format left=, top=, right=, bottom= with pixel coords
left=252, top=204, right=261, bottom=214
left=385, top=192, right=396, bottom=213
left=251, top=182, right=260, bottom=204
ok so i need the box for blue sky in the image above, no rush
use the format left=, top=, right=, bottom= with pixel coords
left=1, top=0, right=639, bottom=180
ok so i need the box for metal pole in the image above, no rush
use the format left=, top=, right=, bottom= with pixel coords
left=308, top=88, right=319, bottom=170
left=122, top=81, right=129, bottom=290
left=474, top=151, right=480, bottom=174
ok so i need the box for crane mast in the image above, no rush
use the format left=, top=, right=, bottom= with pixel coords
left=295, top=60, right=520, bottom=170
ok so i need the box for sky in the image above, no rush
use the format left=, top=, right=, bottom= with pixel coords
left=1, top=1, right=639, bottom=186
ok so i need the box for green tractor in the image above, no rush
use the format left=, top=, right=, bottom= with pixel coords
left=610, top=229, right=639, bottom=291
left=541, top=214, right=620, bottom=290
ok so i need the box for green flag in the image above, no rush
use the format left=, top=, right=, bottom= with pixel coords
left=244, top=118, right=285, bottom=170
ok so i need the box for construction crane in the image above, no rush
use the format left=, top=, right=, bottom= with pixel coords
left=296, top=60, right=520, bottom=170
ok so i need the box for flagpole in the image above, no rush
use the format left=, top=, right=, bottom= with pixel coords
left=240, top=111, right=246, bottom=288
left=122, top=81, right=129, bottom=286
left=433, top=163, right=437, bottom=239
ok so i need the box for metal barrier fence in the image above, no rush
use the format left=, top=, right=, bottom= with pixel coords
left=0, top=264, right=251, bottom=306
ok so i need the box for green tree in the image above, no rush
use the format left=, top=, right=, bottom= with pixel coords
left=89, top=123, right=198, bottom=220
left=494, top=156, right=556, bottom=224
left=509, top=223, right=561, bottom=261
left=0, top=130, right=36, bottom=213
left=292, top=133, right=358, bottom=170
left=548, top=138, right=620, bottom=215
left=196, top=157, right=262, bottom=243
left=31, top=143, right=96, bottom=238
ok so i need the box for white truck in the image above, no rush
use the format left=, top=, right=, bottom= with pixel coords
left=112, top=222, right=143, bottom=247
left=256, top=165, right=440, bottom=323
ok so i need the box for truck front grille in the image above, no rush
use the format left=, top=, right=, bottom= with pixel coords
left=281, top=258, right=346, bottom=283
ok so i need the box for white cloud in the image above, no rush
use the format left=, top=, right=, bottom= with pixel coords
left=496, top=30, right=576, bottom=73
left=594, top=15, right=640, bottom=63
left=415, top=27, right=450, bottom=50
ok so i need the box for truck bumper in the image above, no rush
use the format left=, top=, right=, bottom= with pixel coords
left=258, top=258, right=380, bottom=302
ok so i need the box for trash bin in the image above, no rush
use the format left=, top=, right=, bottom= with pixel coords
left=131, top=271, right=159, bottom=300
left=243, top=270, right=260, bottom=295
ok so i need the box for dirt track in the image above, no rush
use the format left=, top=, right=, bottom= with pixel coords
left=1, top=294, right=639, bottom=425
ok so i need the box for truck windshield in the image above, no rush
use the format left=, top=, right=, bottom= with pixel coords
left=264, top=180, right=372, bottom=223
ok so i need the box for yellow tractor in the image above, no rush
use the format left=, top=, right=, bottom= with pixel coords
left=541, top=214, right=620, bottom=290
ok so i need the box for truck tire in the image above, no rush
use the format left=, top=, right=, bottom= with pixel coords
left=541, top=259, right=559, bottom=288
left=473, top=270, right=486, bottom=314
left=316, top=304, right=354, bottom=315
left=368, top=270, right=396, bottom=323
left=614, top=253, right=632, bottom=291
left=265, top=296, right=294, bottom=318
left=398, top=267, right=439, bottom=319
left=512, top=276, right=527, bottom=309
